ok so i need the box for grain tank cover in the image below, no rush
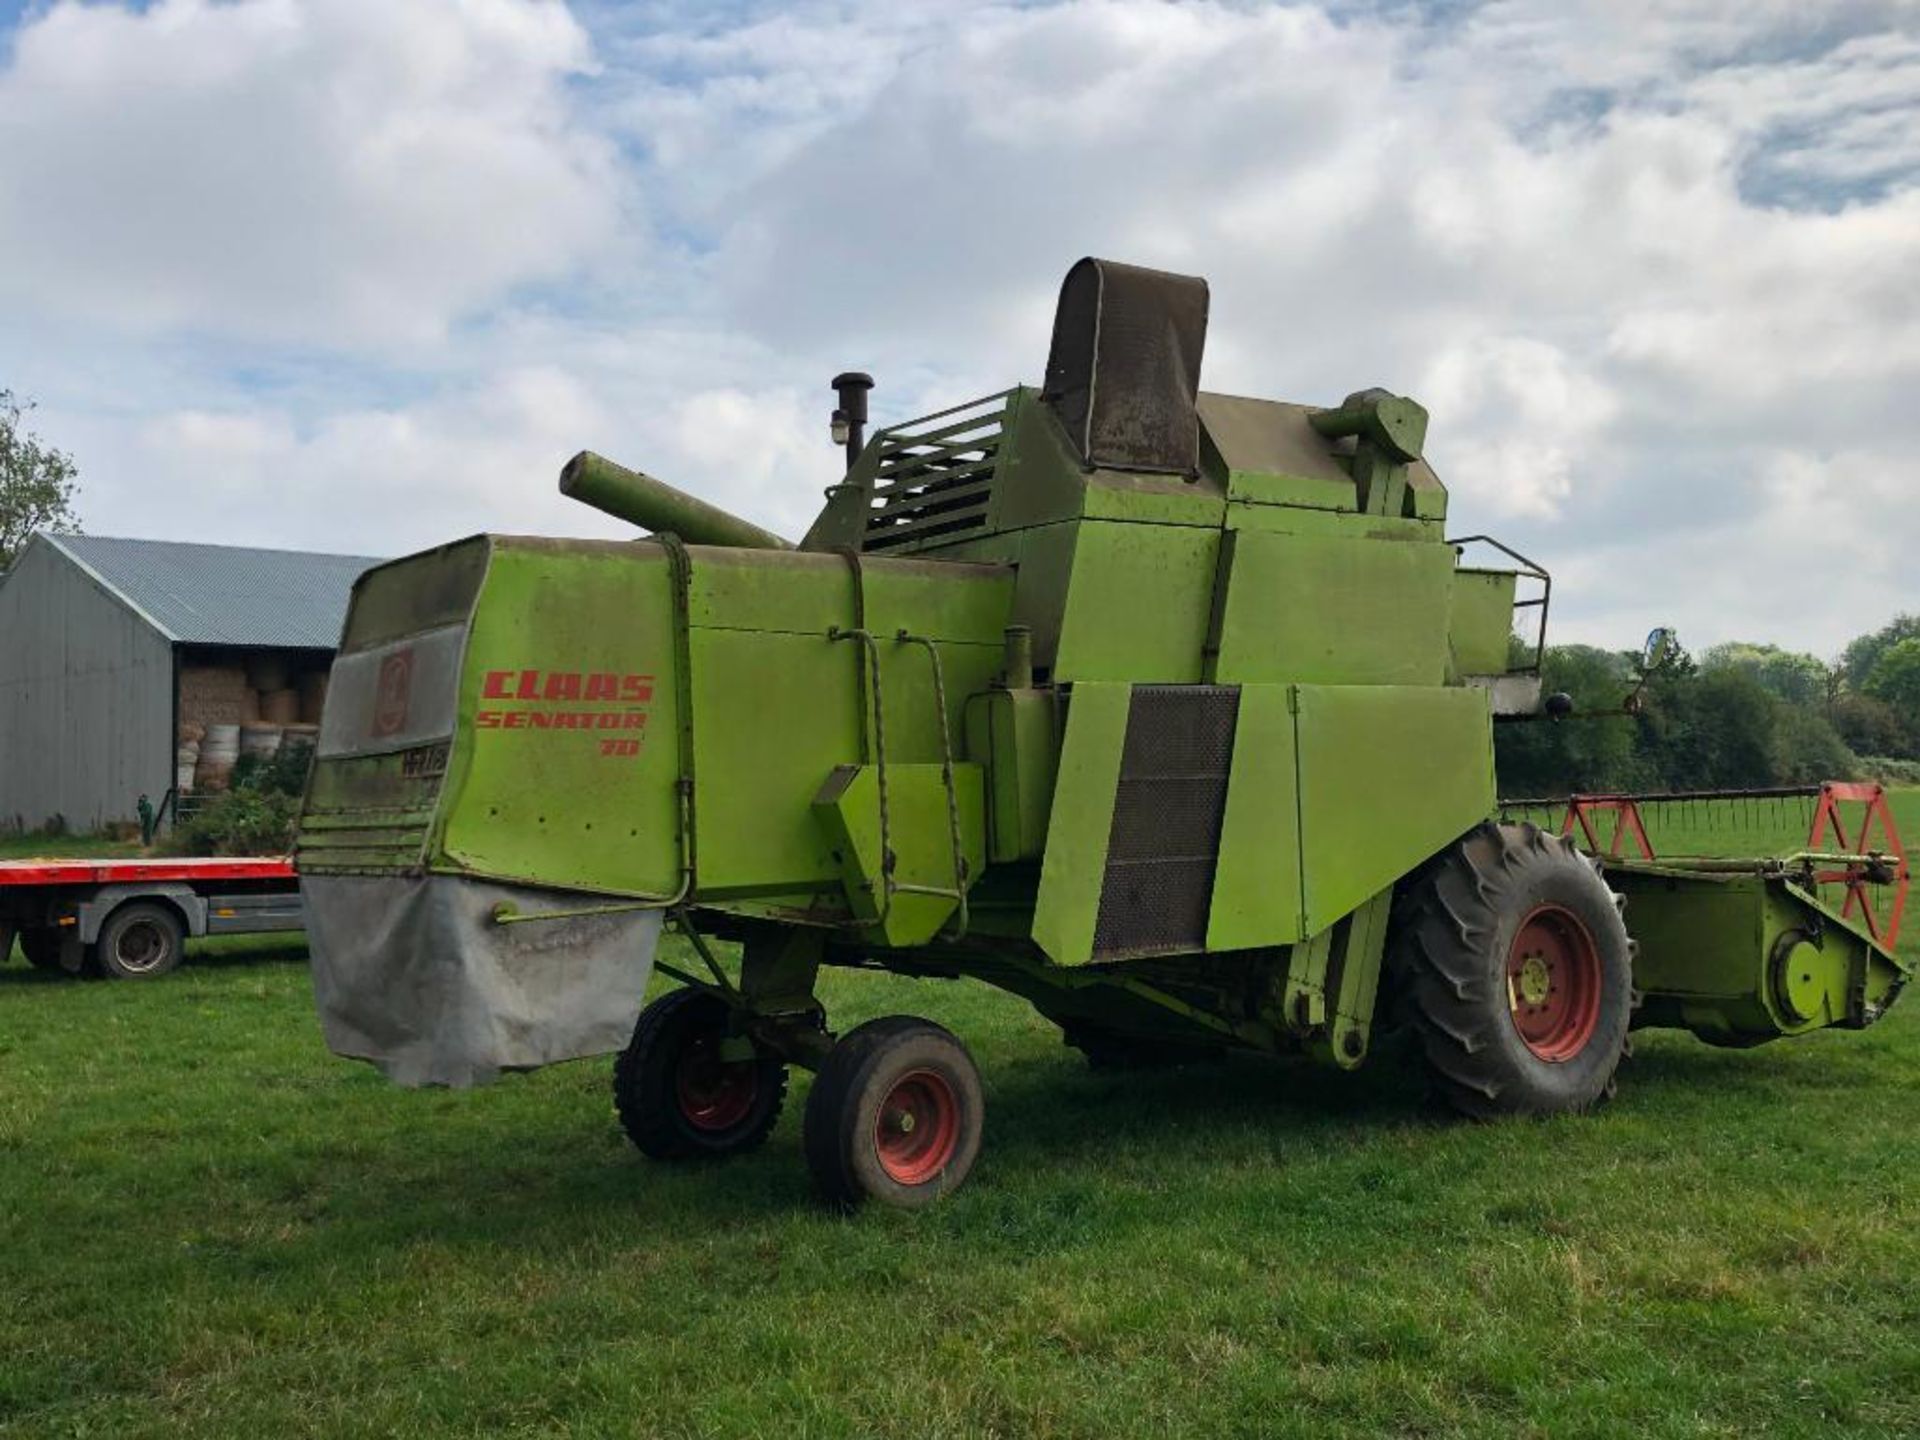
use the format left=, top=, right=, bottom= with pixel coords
left=1042, top=257, right=1209, bottom=475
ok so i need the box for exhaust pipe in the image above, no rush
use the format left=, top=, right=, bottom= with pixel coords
left=560, top=451, right=793, bottom=551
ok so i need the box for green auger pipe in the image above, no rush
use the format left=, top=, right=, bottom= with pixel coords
left=560, top=450, right=793, bottom=550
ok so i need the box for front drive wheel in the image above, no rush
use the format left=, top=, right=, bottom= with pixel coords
left=803, top=1016, right=983, bottom=1210
left=93, top=904, right=185, bottom=980
left=614, top=988, right=788, bottom=1160
left=1389, top=822, right=1633, bottom=1118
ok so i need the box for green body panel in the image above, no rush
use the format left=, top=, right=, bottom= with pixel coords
left=302, top=537, right=1011, bottom=912
left=1449, top=569, right=1519, bottom=676
left=1223, top=504, right=1440, bottom=541
left=983, top=388, right=1226, bottom=535
left=438, top=540, right=684, bottom=897
left=689, top=626, right=855, bottom=896
left=685, top=545, right=1011, bottom=652
left=1031, top=683, right=1130, bottom=966
left=975, top=387, right=1084, bottom=536
left=811, top=762, right=987, bottom=946
left=1078, top=473, right=1225, bottom=527
left=1611, top=865, right=1910, bottom=1044
left=1205, top=685, right=1302, bottom=949
left=932, top=524, right=1079, bottom=674
left=963, top=688, right=1060, bottom=863
left=1028, top=678, right=1492, bottom=969
left=1295, top=684, right=1494, bottom=934
left=1054, top=522, right=1218, bottom=682
left=1207, top=528, right=1454, bottom=687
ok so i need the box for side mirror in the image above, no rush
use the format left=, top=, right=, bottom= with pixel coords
left=1640, top=626, right=1676, bottom=674
left=1623, top=625, right=1676, bottom=715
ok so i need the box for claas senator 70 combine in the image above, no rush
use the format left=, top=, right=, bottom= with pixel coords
left=297, top=259, right=1911, bottom=1208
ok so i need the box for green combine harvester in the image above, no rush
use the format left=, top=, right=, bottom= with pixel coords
left=298, top=259, right=1911, bottom=1208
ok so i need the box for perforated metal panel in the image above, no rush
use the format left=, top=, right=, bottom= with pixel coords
left=1042, top=258, right=1209, bottom=475
left=1093, top=685, right=1240, bottom=957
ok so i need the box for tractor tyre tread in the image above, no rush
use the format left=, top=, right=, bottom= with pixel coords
left=1389, top=822, right=1634, bottom=1119
left=614, top=987, right=787, bottom=1161
left=803, top=1015, right=983, bottom=1210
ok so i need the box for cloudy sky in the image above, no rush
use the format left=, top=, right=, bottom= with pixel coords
left=1, top=0, right=1916, bottom=655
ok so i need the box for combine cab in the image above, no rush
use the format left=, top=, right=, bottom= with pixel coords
left=298, top=259, right=1911, bottom=1206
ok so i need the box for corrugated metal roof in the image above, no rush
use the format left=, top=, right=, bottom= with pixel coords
left=44, top=533, right=381, bottom=649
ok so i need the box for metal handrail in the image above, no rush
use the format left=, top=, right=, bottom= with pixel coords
left=1448, top=534, right=1551, bottom=676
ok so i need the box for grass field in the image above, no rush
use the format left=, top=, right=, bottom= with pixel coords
left=0, top=832, right=143, bottom=860
left=3, top=798, right=1918, bottom=1437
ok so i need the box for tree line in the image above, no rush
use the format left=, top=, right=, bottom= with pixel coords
left=1496, top=617, right=1920, bottom=798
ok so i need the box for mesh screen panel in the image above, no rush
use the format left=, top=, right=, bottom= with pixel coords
left=1093, top=685, right=1240, bottom=957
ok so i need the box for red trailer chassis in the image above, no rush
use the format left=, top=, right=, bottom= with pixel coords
left=0, top=856, right=302, bottom=980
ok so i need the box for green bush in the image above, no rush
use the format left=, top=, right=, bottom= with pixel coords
left=1856, top=755, right=1920, bottom=786
left=170, top=746, right=312, bottom=857
left=1494, top=645, right=1650, bottom=796
left=1497, top=639, right=1862, bottom=798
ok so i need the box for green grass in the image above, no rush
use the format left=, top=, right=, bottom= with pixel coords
left=0, top=832, right=143, bottom=860
left=3, top=806, right=1919, bottom=1437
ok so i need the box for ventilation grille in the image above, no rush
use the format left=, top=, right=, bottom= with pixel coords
left=862, top=391, right=1009, bottom=553
left=1093, top=685, right=1241, bottom=959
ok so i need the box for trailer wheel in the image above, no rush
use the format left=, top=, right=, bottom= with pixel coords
left=803, top=1016, right=983, bottom=1210
left=614, top=988, right=787, bottom=1160
left=93, top=903, right=186, bottom=980
left=1389, top=822, right=1632, bottom=1118
left=20, top=927, right=71, bottom=974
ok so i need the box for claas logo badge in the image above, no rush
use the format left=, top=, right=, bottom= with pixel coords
left=371, top=648, right=414, bottom=738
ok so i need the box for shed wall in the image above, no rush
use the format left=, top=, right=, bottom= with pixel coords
left=0, top=540, right=174, bottom=831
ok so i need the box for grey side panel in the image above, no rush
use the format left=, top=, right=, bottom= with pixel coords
left=77, top=884, right=209, bottom=943
left=0, top=538, right=173, bottom=831
left=203, top=891, right=306, bottom=934
left=302, top=874, right=658, bottom=1088
left=317, top=623, right=466, bottom=759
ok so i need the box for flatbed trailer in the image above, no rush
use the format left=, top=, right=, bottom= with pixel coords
left=0, top=856, right=302, bottom=979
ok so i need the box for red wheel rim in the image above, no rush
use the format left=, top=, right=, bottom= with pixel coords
left=1507, top=904, right=1603, bottom=1062
left=674, top=1033, right=758, bottom=1132
left=873, top=1068, right=960, bottom=1186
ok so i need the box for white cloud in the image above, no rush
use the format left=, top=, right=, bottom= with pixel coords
left=1419, top=337, right=1620, bottom=519
left=3, top=0, right=1919, bottom=659
left=67, top=358, right=846, bottom=559
left=1552, top=444, right=1920, bottom=658
left=0, top=0, right=622, bottom=347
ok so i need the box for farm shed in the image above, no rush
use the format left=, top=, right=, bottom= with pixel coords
left=0, top=533, right=378, bottom=834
